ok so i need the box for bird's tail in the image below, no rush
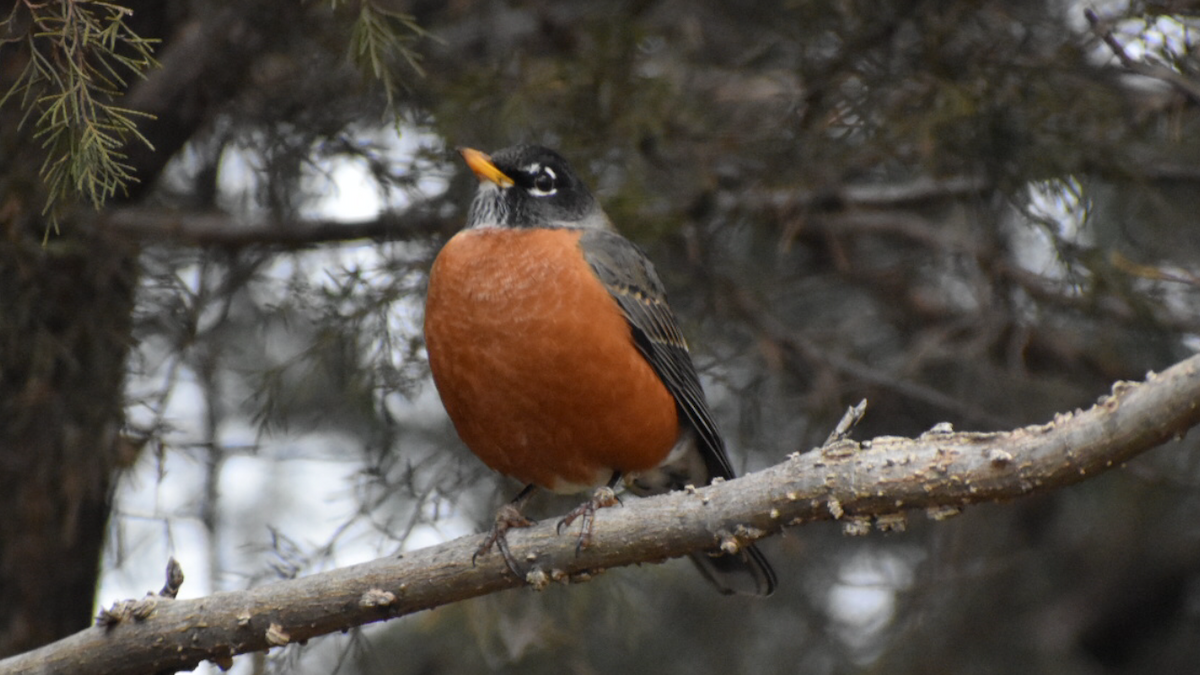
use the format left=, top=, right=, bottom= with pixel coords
left=688, top=542, right=776, bottom=596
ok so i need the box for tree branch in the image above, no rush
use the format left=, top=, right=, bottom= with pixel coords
left=96, top=206, right=453, bottom=247
left=5, top=353, right=1200, bottom=675
left=730, top=286, right=1019, bottom=430
left=97, top=173, right=989, bottom=249
left=727, top=174, right=994, bottom=214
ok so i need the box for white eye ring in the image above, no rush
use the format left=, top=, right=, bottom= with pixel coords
left=527, top=165, right=557, bottom=197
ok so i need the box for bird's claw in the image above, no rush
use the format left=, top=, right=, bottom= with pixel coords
left=474, top=502, right=534, bottom=578
left=556, top=486, right=620, bottom=554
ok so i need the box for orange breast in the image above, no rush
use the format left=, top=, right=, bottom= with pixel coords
left=424, top=227, right=680, bottom=493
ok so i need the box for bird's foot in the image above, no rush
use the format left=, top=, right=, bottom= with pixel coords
left=556, top=486, right=621, bottom=554
left=474, top=502, right=535, bottom=578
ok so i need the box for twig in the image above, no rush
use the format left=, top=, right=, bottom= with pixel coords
left=825, top=399, right=868, bottom=445
left=1085, top=6, right=1200, bottom=105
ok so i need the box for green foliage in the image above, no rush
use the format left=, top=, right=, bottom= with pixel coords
left=335, top=0, right=435, bottom=111
left=0, top=1, right=159, bottom=227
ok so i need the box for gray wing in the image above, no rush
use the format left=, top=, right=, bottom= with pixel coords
left=578, top=229, right=735, bottom=481
left=579, top=229, right=777, bottom=596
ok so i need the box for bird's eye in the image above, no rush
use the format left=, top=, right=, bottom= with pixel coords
left=528, top=167, right=557, bottom=196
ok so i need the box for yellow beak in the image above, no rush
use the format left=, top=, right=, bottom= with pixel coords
left=459, top=148, right=514, bottom=187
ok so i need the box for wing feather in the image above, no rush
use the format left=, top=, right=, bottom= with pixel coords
left=579, top=229, right=778, bottom=596
left=579, top=230, right=734, bottom=480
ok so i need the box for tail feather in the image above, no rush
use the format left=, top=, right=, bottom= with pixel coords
left=688, top=542, right=776, bottom=596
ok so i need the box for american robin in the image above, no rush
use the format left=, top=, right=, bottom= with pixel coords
left=424, top=144, right=775, bottom=596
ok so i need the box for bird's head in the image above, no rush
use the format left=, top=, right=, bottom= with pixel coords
left=459, top=145, right=613, bottom=232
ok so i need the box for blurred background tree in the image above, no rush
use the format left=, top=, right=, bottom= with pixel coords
left=3, top=0, right=1200, bottom=673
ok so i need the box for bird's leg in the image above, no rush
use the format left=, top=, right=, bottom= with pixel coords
left=474, top=484, right=537, bottom=578
left=556, top=472, right=623, bottom=554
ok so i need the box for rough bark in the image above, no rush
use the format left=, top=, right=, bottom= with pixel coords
left=3, top=352, right=1198, bottom=675
left=0, top=229, right=138, bottom=659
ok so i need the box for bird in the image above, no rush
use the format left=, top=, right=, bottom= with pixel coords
left=424, top=144, right=775, bottom=596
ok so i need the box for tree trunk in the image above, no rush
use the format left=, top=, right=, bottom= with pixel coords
left=0, top=224, right=138, bottom=656
left=0, top=0, right=271, bottom=653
